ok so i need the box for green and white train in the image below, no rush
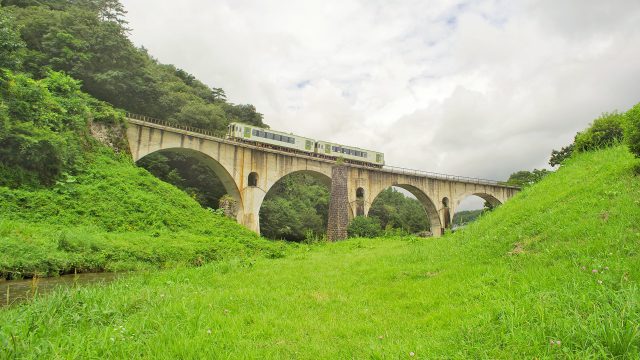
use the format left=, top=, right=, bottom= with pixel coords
left=227, top=122, right=385, bottom=167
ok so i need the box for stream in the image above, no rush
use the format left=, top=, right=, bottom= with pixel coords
left=0, top=272, right=123, bottom=307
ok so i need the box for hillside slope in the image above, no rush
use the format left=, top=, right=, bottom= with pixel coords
left=0, top=150, right=285, bottom=278
left=0, top=69, right=284, bottom=279
left=1, top=146, right=638, bottom=358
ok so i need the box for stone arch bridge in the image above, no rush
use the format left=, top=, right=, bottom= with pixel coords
left=126, top=115, right=519, bottom=240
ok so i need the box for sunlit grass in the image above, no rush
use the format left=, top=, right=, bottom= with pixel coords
left=1, top=146, right=639, bottom=358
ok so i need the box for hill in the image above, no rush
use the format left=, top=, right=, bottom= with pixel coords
left=0, top=69, right=285, bottom=279
left=1, top=145, right=638, bottom=358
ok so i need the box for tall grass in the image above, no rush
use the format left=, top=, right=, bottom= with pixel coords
left=0, top=152, right=287, bottom=279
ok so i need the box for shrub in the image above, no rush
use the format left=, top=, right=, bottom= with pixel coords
left=347, top=216, right=381, bottom=238
left=574, top=112, right=625, bottom=152
left=625, top=102, right=640, bottom=158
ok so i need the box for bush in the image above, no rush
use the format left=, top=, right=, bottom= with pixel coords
left=574, top=112, right=625, bottom=152
left=0, top=70, right=94, bottom=186
left=347, top=216, right=381, bottom=238
left=625, top=102, right=640, bottom=158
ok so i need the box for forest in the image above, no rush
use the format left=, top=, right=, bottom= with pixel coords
left=0, top=0, right=439, bottom=240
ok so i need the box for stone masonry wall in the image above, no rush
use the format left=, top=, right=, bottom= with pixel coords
left=327, top=165, right=349, bottom=241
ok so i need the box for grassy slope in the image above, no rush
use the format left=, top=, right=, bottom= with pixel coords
left=0, top=151, right=286, bottom=278
left=1, top=146, right=639, bottom=358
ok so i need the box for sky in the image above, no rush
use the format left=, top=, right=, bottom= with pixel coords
left=120, top=0, right=640, bottom=209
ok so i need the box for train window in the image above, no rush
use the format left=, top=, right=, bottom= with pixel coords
left=252, top=129, right=258, bottom=136
left=274, top=134, right=281, bottom=141
left=363, top=152, right=367, bottom=158
left=289, top=137, right=295, bottom=144
left=266, top=132, right=273, bottom=139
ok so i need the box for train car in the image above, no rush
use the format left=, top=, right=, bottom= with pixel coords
left=227, top=122, right=385, bottom=167
left=227, top=122, right=316, bottom=153
left=315, top=140, right=384, bottom=166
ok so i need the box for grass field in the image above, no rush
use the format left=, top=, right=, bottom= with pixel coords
left=1, top=146, right=639, bottom=358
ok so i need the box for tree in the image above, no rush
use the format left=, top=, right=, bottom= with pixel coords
left=505, top=169, right=551, bottom=187
left=482, top=201, right=495, bottom=213
left=452, top=210, right=483, bottom=226
left=625, top=102, right=640, bottom=158
left=368, top=188, right=430, bottom=233
left=223, top=103, right=265, bottom=127
left=574, top=112, right=625, bottom=152
left=259, top=173, right=329, bottom=241
left=347, top=216, right=381, bottom=238
left=0, top=69, right=122, bottom=187
left=0, top=10, right=25, bottom=70
left=137, top=151, right=227, bottom=210
left=549, top=144, right=574, bottom=167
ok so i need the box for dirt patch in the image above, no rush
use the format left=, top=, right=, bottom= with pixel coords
left=599, top=211, right=609, bottom=222
left=508, top=242, right=526, bottom=255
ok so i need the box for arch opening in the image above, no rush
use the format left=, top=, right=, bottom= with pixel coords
left=258, top=170, right=331, bottom=241
left=355, top=187, right=365, bottom=216
left=136, top=148, right=243, bottom=219
left=248, top=172, right=259, bottom=187
left=452, top=193, right=502, bottom=229
left=365, top=185, right=439, bottom=236
left=442, top=197, right=451, bottom=231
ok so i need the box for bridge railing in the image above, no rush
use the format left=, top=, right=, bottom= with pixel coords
left=382, top=165, right=514, bottom=187
left=126, top=113, right=228, bottom=139
left=126, top=113, right=518, bottom=189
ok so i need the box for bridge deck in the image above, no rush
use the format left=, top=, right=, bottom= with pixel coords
left=126, top=114, right=519, bottom=189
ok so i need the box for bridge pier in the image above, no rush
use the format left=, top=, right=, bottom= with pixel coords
left=240, top=186, right=266, bottom=235
left=327, top=165, right=350, bottom=241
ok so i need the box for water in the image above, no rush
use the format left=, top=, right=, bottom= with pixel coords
left=0, top=272, right=122, bottom=307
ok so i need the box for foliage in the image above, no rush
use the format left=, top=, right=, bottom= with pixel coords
left=0, top=69, right=124, bottom=187
left=625, top=102, right=640, bottom=158
left=347, top=216, right=381, bottom=238
left=1, top=146, right=639, bottom=358
left=137, top=151, right=226, bottom=210
left=259, top=173, right=329, bottom=241
left=0, top=150, right=285, bottom=278
left=368, top=187, right=430, bottom=233
left=3, top=1, right=265, bottom=131
left=0, top=9, right=25, bottom=70
left=549, top=144, right=574, bottom=167
left=0, top=218, right=285, bottom=279
left=452, top=209, right=482, bottom=226
left=505, top=168, right=551, bottom=187
left=574, top=112, right=626, bottom=152
left=550, top=111, right=627, bottom=167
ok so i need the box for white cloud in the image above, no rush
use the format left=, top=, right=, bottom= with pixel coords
left=121, top=0, right=640, bottom=187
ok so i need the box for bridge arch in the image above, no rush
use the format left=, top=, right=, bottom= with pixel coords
left=136, top=147, right=244, bottom=221
left=256, top=169, right=332, bottom=240
left=454, top=191, right=503, bottom=210
left=367, top=184, right=442, bottom=235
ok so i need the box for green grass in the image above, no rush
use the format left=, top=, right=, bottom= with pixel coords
left=1, top=146, right=639, bottom=358
left=0, top=151, right=286, bottom=279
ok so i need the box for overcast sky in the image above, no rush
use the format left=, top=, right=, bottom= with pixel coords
left=121, top=0, right=640, bottom=184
